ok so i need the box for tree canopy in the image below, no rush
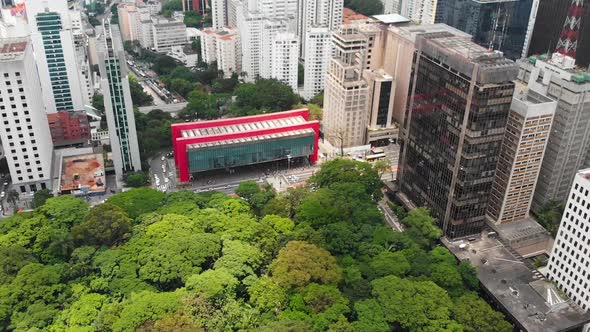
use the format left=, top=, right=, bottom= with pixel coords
left=0, top=161, right=512, bottom=331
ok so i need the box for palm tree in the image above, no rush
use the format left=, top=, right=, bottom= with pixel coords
left=6, top=189, right=19, bottom=213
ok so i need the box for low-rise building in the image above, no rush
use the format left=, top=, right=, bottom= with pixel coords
left=152, top=17, right=187, bottom=53
left=172, top=109, right=320, bottom=183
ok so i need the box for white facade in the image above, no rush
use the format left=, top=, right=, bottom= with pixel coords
left=0, top=7, right=29, bottom=38
left=168, top=46, right=199, bottom=67
left=401, top=0, right=437, bottom=24
left=381, top=0, right=401, bottom=14
left=212, top=0, right=227, bottom=29
left=137, top=18, right=154, bottom=48
left=201, top=28, right=241, bottom=77
left=297, top=0, right=343, bottom=58
left=152, top=17, right=187, bottom=52
left=548, top=168, right=590, bottom=311
left=216, top=31, right=241, bottom=77
left=0, top=38, right=54, bottom=193
left=26, top=0, right=86, bottom=113
left=268, top=33, right=299, bottom=92
left=237, top=6, right=265, bottom=81
left=257, top=0, right=298, bottom=20
left=303, top=27, right=330, bottom=100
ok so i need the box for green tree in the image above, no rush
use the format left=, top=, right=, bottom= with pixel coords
left=185, top=268, right=239, bottom=300
left=71, top=203, right=133, bottom=247
left=32, top=189, right=53, bottom=209
left=92, top=94, right=105, bottom=113
left=369, top=250, right=411, bottom=278
left=270, top=241, right=342, bottom=288
left=213, top=239, right=263, bottom=278
left=232, top=79, right=299, bottom=115
left=247, top=276, right=287, bottom=312
left=371, top=275, right=461, bottom=332
left=452, top=293, right=512, bottom=332
left=106, top=188, right=165, bottom=219
left=129, top=75, right=153, bottom=106
left=373, top=159, right=391, bottom=179
left=344, top=0, right=384, bottom=15
left=352, top=299, right=389, bottom=332
left=163, top=0, right=183, bottom=11
left=183, top=11, right=203, bottom=28
left=109, top=291, right=183, bottom=332
left=0, top=245, right=36, bottom=284
left=310, top=92, right=324, bottom=106
left=401, top=208, right=442, bottom=249
left=125, top=171, right=150, bottom=188
left=534, top=200, right=564, bottom=236
left=179, top=90, right=222, bottom=120
left=309, top=159, right=382, bottom=199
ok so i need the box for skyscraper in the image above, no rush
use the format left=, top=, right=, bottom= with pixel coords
left=0, top=38, right=54, bottom=193
left=97, top=22, right=142, bottom=181
left=302, top=26, right=331, bottom=100
left=297, top=0, right=343, bottom=58
left=25, top=0, right=85, bottom=113
left=435, top=0, right=537, bottom=60
left=398, top=29, right=518, bottom=238
left=547, top=168, right=590, bottom=311
left=212, top=0, right=228, bottom=29
left=517, top=56, right=590, bottom=211
left=486, top=85, right=556, bottom=224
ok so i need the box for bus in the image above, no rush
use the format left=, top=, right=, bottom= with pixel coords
left=365, top=153, right=387, bottom=162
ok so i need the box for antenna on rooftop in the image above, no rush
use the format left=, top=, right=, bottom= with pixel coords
left=555, top=0, right=585, bottom=59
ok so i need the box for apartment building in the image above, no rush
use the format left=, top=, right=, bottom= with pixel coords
left=152, top=17, right=187, bottom=52
left=200, top=27, right=242, bottom=77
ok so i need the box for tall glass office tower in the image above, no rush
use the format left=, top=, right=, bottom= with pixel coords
left=398, top=29, right=518, bottom=238
left=97, top=21, right=142, bottom=181
left=436, top=0, right=536, bottom=60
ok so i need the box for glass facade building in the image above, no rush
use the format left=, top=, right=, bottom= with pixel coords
left=98, top=22, right=142, bottom=180
left=35, top=11, right=74, bottom=111
left=172, top=110, right=320, bottom=182
left=188, top=134, right=315, bottom=172
left=398, top=31, right=518, bottom=238
left=436, top=0, right=535, bottom=60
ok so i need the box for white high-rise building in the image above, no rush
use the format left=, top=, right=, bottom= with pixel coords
left=201, top=28, right=241, bottom=78
left=303, top=27, right=330, bottom=100
left=97, top=22, right=142, bottom=182
left=381, top=0, right=401, bottom=14
left=26, top=0, right=86, bottom=113
left=0, top=38, right=54, bottom=193
left=401, top=0, right=437, bottom=24
left=212, top=0, right=228, bottom=29
left=297, top=0, right=343, bottom=58
left=547, top=168, right=590, bottom=312
left=266, top=32, right=299, bottom=92
left=237, top=5, right=265, bottom=81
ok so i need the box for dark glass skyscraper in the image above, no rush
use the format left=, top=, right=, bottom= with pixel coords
left=436, top=0, right=535, bottom=60
left=398, top=29, right=518, bottom=238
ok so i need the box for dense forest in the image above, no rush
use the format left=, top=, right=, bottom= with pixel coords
left=0, top=160, right=512, bottom=331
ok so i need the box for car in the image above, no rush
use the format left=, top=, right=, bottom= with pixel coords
left=3, top=182, right=7, bottom=186
left=0, top=192, right=5, bottom=198
left=164, top=178, right=169, bottom=184
left=161, top=156, right=166, bottom=161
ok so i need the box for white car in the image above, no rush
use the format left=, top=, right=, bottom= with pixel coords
left=0, top=192, right=5, bottom=198
left=161, top=156, right=165, bottom=161
left=164, top=178, right=169, bottom=184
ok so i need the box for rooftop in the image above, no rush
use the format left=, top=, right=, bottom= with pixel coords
left=418, top=28, right=518, bottom=84
left=443, top=233, right=590, bottom=332
left=60, top=153, right=106, bottom=194
left=343, top=7, right=368, bottom=24
left=578, top=168, right=590, bottom=182
left=188, top=128, right=315, bottom=150
left=182, top=116, right=308, bottom=138
left=0, top=38, right=27, bottom=61
left=371, top=14, right=410, bottom=24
